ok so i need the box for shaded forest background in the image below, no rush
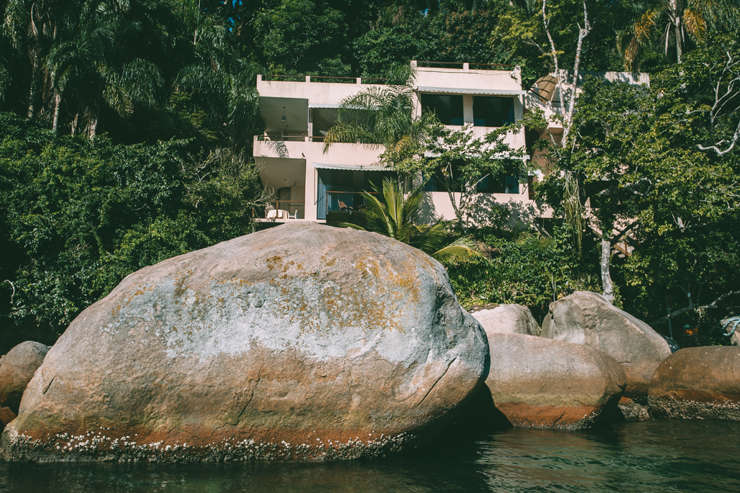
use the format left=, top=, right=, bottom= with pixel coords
left=1, top=0, right=739, bottom=352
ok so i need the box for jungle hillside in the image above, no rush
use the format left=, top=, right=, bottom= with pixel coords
left=1, top=0, right=739, bottom=352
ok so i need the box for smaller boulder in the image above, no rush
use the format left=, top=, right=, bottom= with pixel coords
left=472, top=304, right=540, bottom=336
left=0, top=407, right=16, bottom=433
left=541, top=291, right=671, bottom=397
left=0, top=341, right=50, bottom=412
left=485, top=333, right=626, bottom=429
left=649, top=346, right=740, bottom=421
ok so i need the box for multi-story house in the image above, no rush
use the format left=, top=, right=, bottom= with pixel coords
left=253, top=62, right=649, bottom=227
left=253, top=61, right=533, bottom=223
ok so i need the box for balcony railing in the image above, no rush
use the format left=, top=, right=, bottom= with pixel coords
left=417, top=61, right=515, bottom=70
left=258, top=133, right=308, bottom=142
left=261, top=74, right=400, bottom=85
left=262, top=74, right=306, bottom=82
left=267, top=200, right=305, bottom=220
left=361, top=77, right=407, bottom=85
left=307, top=75, right=357, bottom=84
left=258, top=133, right=331, bottom=143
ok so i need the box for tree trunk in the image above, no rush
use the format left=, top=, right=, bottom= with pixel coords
left=600, top=231, right=615, bottom=303
left=27, top=59, right=37, bottom=118
left=675, top=17, right=682, bottom=63
left=562, top=1, right=590, bottom=144
left=52, top=91, right=61, bottom=131
left=446, top=188, right=468, bottom=235
left=88, top=114, right=98, bottom=139
left=542, top=0, right=559, bottom=74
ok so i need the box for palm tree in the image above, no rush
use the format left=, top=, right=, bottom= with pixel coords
left=322, top=65, right=417, bottom=152
left=176, top=11, right=262, bottom=156
left=3, top=0, right=81, bottom=118
left=340, top=178, right=478, bottom=261
left=628, top=0, right=739, bottom=64
left=44, top=0, right=168, bottom=137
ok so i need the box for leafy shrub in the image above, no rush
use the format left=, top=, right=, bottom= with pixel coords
left=443, top=229, right=600, bottom=322
left=0, top=113, right=265, bottom=351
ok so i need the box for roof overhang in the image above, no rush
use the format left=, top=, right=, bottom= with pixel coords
left=417, top=86, right=525, bottom=96
left=313, top=162, right=388, bottom=171
left=309, top=103, right=341, bottom=109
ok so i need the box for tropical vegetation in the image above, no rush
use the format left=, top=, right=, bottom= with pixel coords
left=0, top=0, right=738, bottom=352
left=339, top=177, right=479, bottom=262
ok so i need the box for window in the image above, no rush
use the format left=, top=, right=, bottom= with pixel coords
left=316, top=169, right=397, bottom=219
left=477, top=170, right=519, bottom=194
left=473, top=96, right=515, bottom=127
left=421, top=94, right=464, bottom=125
left=311, top=108, right=339, bottom=138
left=422, top=161, right=463, bottom=192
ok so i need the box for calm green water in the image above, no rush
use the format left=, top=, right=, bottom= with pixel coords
left=1, top=421, right=739, bottom=492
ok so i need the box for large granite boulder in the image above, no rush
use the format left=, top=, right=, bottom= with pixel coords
left=1, top=223, right=488, bottom=462
left=541, top=291, right=671, bottom=397
left=485, top=333, right=626, bottom=429
left=472, top=304, right=540, bottom=336
left=649, top=347, right=740, bottom=420
left=0, top=341, right=50, bottom=412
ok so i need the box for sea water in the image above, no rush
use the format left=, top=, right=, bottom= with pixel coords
left=1, top=420, right=738, bottom=492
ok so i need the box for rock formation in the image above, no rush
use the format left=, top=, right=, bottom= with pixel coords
left=541, top=291, right=671, bottom=397
left=472, top=304, right=540, bottom=336
left=649, top=346, right=740, bottom=420
left=485, top=333, right=626, bottom=429
left=0, top=341, right=50, bottom=412
left=1, top=223, right=488, bottom=462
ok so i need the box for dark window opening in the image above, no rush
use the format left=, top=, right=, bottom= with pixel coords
left=423, top=161, right=463, bottom=192
left=473, top=96, right=515, bottom=127
left=477, top=170, right=520, bottom=194
left=421, top=94, right=464, bottom=125
left=317, top=169, right=397, bottom=220
left=311, top=108, right=339, bottom=139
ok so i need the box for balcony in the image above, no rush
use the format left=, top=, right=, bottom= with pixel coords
left=263, top=200, right=306, bottom=221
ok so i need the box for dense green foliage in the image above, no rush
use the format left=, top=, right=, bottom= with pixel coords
left=537, top=35, right=740, bottom=340
left=341, top=178, right=448, bottom=253
left=0, top=0, right=738, bottom=351
left=443, top=226, right=601, bottom=322
left=0, top=113, right=265, bottom=350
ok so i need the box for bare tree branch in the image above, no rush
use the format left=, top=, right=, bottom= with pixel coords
left=698, top=44, right=740, bottom=156
left=565, top=1, right=591, bottom=132
left=698, top=119, right=740, bottom=156
left=650, top=290, right=740, bottom=326
left=542, top=0, right=559, bottom=74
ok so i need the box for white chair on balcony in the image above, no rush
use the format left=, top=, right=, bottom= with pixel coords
left=288, top=210, right=299, bottom=219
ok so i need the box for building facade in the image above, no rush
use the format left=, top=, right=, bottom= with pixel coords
left=253, top=61, right=534, bottom=223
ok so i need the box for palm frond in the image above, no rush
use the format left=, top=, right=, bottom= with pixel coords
left=624, top=37, right=640, bottom=71
left=431, top=237, right=480, bottom=263
left=635, top=9, right=659, bottom=41
left=683, top=9, right=707, bottom=42
left=335, top=222, right=367, bottom=231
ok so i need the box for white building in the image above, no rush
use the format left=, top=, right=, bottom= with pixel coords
left=253, top=61, right=534, bottom=223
